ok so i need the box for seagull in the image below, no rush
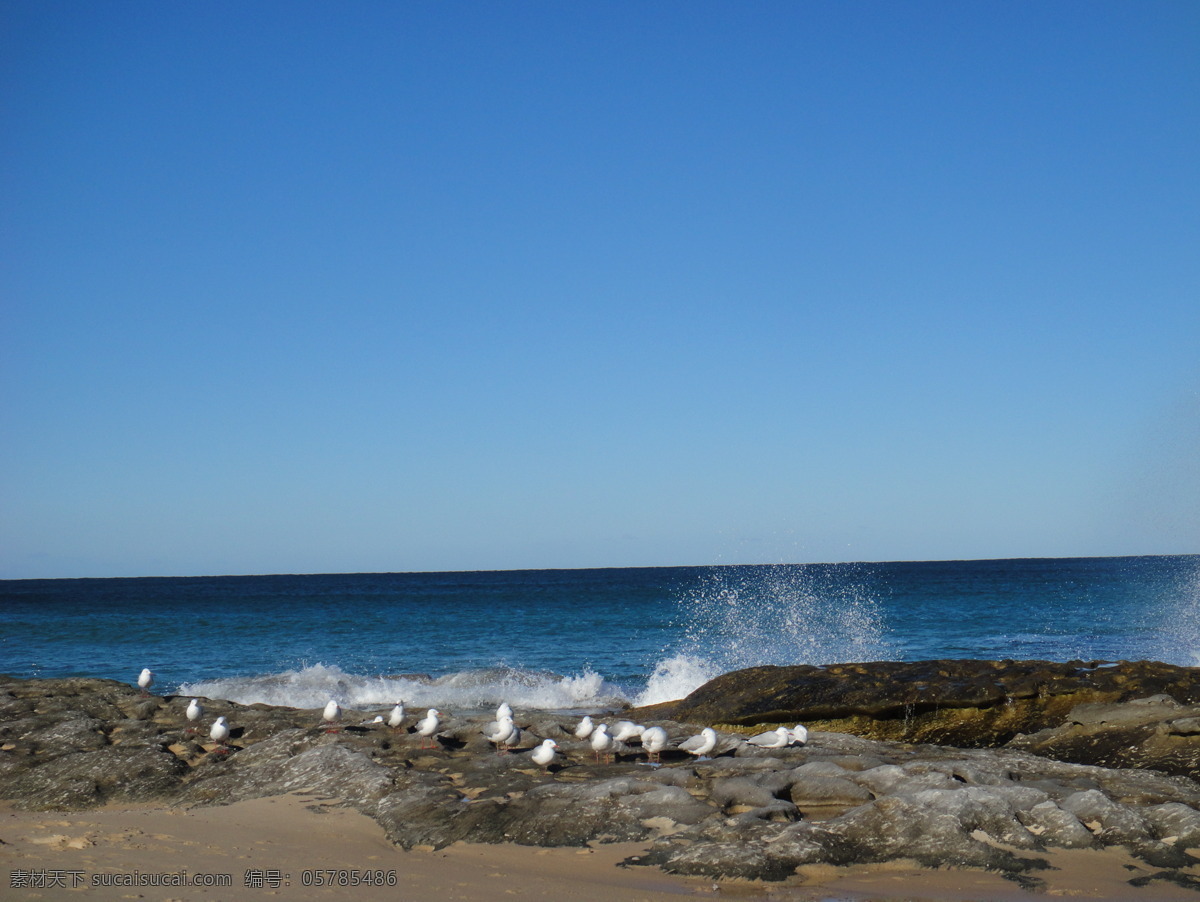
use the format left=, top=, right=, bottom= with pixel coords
left=484, top=716, right=520, bottom=754
left=209, top=716, right=230, bottom=751
left=417, top=709, right=441, bottom=749
left=747, top=726, right=792, bottom=749
left=137, top=668, right=154, bottom=696
left=531, top=738, right=558, bottom=769
left=496, top=701, right=513, bottom=721
left=641, top=726, right=668, bottom=764
left=590, top=723, right=614, bottom=764
left=573, top=715, right=594, bottom=740
left=322, top=699, right=343, bottom=733
left=679, top=727, right=718, bottom=759
left=790, top=724, right=809, bottom=746
left=388, top=702, right=406, bottom=732
left=185, top=699, right=203, bottom=734
left=612, top=721, right=645, bottom=743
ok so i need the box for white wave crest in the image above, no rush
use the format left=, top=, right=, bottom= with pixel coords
left=179, top=663, right=628, bottom=713
left=633, top=654, right=717, bottom=707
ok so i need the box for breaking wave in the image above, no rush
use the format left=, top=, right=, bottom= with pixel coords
left=179, top=662, right=629, bottom=713
left=636, top=563, right=895, bottom=706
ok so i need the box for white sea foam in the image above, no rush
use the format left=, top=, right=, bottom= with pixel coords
left=179, top=663, right=628, bottom=713
left=633, top=654, right=718, bottom=707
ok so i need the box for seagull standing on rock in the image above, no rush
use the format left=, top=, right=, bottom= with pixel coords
left=137, top=668, right=154, bottom=696
left=641, top=726, right=668, bottom=764
left=322, top=699, right=342, bottom=733
left=679, top=727, right=718, bottom=759
left=209, top=716, right=230, bottom=752
left=388, top=702, right=405, bottom=732
left=573, top=715, right=594, bottom=740
left=185, top=699, right=203, bottom=734
left=531, top=738, right=558, bottom=769
left=485, top=716, right=520, bottom=754
left=417, top=709, right=441, bottom=749
left=590, top=723, right=614, bottom=764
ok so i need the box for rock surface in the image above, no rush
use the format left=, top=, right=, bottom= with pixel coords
left=648, top=659, right=1200, bottom=775
left=3, top=671, right=1200, bottom=890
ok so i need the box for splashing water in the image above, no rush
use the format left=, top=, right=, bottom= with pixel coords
left=1150, top=559, right=1200, bottom=667
left=180, top=663, right=627, bottom=713
left=635, top=654, right=716, bottom=708
left=636, top=564, right=895, bottom=706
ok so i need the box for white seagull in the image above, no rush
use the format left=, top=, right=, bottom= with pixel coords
left=137, top=668, right=154, bottom=695
left=747, top=726, right=793, bottom=749
left=484, top=716, right=520, bottom=754
left=185, top=698, right=203, bottom=734
left=531, top=738, right=558, bottom=769
left=322, top=699, right=343, bottom=732
left=790, top=724, right=809, bottom=746
left=573, top=715, right=594, bottom=740
left=388, top=702, right=406, bottom=732
left=209, top=716, right=230, bottom=750
left=612, top=721, right=645, bottom=743
left=679, top=727, right=718, bottom=759
left=496, top=701, right=514, bottom=721
left=417, top=708, right=441, bottom=749
left=590, top=723, right=614, bottom=763
left=641, top=726, right=668, bottom=764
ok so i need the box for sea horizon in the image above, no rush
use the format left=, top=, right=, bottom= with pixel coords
left=4, top=551, right=1195, bottom=584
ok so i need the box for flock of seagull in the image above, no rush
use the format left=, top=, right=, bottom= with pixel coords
left=138, top=668, right=808, bottom=767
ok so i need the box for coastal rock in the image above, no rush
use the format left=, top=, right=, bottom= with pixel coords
left=648, top=659, right=1200, bottom=775
left=3, top=746, right=188, bottom=810
left=787, top=773, right=874, bottom=808
left=181, top=739, right=396, bottom=808
left=5, top=675, right=1200, bottom=888
left=1017, top=800, right=1096, bottom=847
left=1008, top=696, right=1200, bottom=778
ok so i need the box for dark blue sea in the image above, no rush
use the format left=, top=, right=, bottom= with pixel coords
left=2, top=556, right=1197, bottom=713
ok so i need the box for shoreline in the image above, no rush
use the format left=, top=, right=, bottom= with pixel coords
left=5, top=794, right=1200, bottom=901
left=5, top=671, right=1200, bottom=898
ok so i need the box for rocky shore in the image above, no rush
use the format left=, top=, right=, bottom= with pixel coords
left=3, top=660, right=1200, bottom=893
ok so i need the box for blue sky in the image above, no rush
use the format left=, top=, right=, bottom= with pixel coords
left=2, top=1, right=1197, bottom=578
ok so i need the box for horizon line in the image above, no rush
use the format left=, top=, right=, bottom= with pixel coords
left=3, top=552, right=1197, bottom=583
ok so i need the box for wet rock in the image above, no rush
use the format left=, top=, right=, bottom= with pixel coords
left=1059, top=788, right=1152, bottom=844
left=13, top=715, right=110, bottom=753
left=788, top=773, right=874, bottom=807
left=1146, top=802, right=1200, bottom=846
left=638, top=838, right=814, bottom=881
left=4, top=746, right=188, bottom=810
left=652, top=659, right=1200, bottom=758
left=374, top=777, right=481, bottom=848
left=1018, top=800, right=1096, bottom=848
left=1008, top=697, right=1200, bottom=778
left=181, top=741, right=395, bottom=808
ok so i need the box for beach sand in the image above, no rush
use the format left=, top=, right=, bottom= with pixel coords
left=2, top=794, right=1198, bottom=902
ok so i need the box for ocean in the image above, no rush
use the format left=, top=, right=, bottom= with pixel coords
left=2, top=556, right=1197, bottom=714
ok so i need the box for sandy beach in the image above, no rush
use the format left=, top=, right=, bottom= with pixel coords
left=4, top=793, right=1199, bottom=902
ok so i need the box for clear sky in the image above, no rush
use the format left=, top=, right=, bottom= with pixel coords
left=2, top=1, right=1197, bottom=579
